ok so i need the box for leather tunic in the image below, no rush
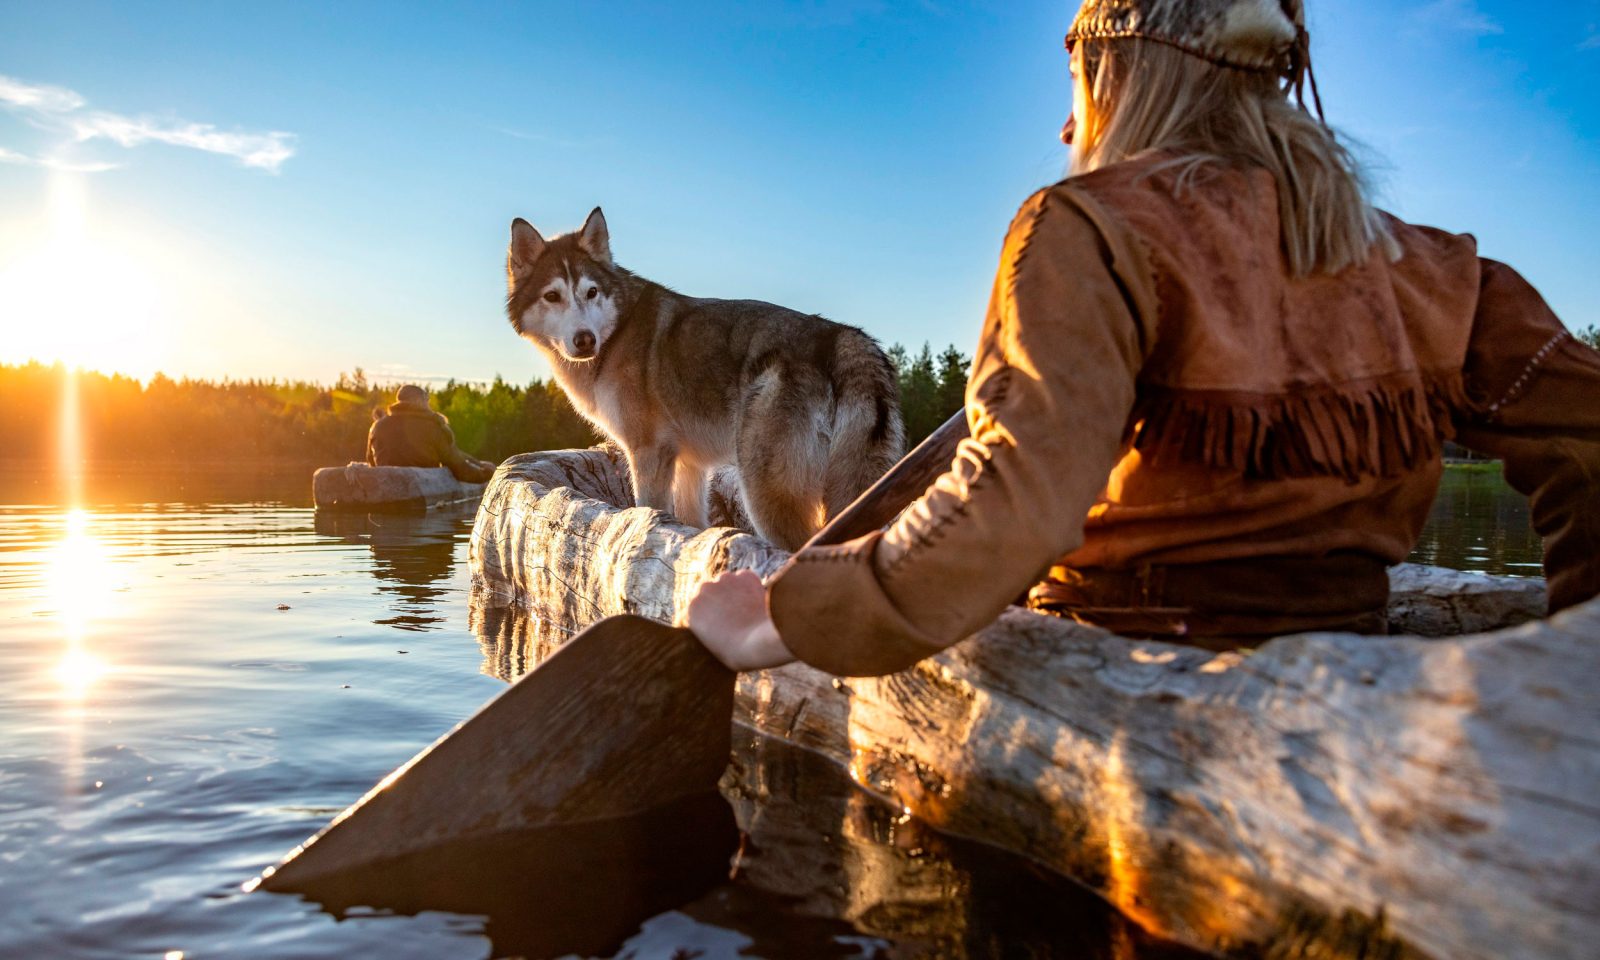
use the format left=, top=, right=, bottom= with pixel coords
left=768, top=155, right=1600, bottom=676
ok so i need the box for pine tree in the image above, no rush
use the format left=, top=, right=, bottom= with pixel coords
left=935, top=345, right=969, bottom=426
left=885, top=342, right=969, bottom=446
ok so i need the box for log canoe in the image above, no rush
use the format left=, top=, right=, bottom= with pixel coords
left=467, top=445, right=1599, bottom=960
left=313, top=462, right=486, bottom=511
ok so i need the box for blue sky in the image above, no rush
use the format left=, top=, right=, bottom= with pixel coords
left=0, top=0, right=1596, bottom=385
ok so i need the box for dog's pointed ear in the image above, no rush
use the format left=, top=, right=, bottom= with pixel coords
left=508, top=218, right=546, bottom=279
left=578, top=207, right=612, bottom=264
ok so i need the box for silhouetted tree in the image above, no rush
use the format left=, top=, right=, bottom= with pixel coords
left=935, top=345, right=968, bottom=422
left=886, top=342, right=971, bottom=446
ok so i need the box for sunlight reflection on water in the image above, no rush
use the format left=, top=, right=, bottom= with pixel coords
left=53, top=646, right=109, bottom=699
left=47, top=509, right=119, bottom=700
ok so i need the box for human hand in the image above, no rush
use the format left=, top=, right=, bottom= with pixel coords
left=684, top=569, right=795, bottom=673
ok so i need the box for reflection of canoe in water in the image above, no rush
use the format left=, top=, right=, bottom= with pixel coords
left=312, top=462, right=486, bottom=511
left=316, top=505, right=477, bottom=631
left=468, top=445, right=1600, bottom=960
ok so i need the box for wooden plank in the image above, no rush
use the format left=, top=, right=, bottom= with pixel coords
left=468, top=445, right=1600, bottom=960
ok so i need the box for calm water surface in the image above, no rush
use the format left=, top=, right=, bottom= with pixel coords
left=0, top=463, right=1537, bottom=959
left=1406, top=466, right=1543, bottom=577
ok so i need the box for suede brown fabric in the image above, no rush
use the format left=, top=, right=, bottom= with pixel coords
left=769, top=156, right=1600, bottom=678
left=366, top=402, right=495, bottom=483
left=1028, top=553, right=1390, bottom=640
left=1452, top=259, right=1600, bottom=613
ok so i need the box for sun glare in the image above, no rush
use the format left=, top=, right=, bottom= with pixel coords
left=46, top=508, right=120, bottom=699
left=48, top=509, right=117, bottom=625
left=54, top=646, right=111, bottom=700
left=0, top=173, right=167, bottom=377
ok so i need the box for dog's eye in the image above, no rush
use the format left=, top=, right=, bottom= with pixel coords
left=585, top=287, right=599, bottom=301
left=543, top=290, right=561, bottom=303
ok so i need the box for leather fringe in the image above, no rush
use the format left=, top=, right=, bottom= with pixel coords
left=1129, top=372, right=1470, bottom=481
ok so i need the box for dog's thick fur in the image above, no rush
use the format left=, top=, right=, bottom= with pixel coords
left=506, top=208, right=904, bottom=550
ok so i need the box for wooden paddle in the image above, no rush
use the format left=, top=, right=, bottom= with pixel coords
left=257, top=410, right=967, bottom=892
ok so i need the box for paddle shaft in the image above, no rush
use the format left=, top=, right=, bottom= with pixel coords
left=804, top=410, right=967, bottom=550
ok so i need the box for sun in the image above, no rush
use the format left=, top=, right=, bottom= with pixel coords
left=0, top=173, right=168, bottom=377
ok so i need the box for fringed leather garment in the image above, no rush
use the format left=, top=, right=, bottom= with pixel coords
left=768, top=154, right=1600, bottom=674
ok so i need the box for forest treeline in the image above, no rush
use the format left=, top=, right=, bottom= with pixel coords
left=0, top=343, right=972, bottom=464
left=5, top=326, right=1595, bottom=464
left=0, top=363, right=599, bottom=464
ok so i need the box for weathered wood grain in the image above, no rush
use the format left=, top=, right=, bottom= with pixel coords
left=312, top=462, right=487, bottom=511
left=468, top=445, right=1600, bottom=960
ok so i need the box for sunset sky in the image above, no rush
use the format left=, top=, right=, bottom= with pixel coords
left=1, top=0, right=1596, bottom=386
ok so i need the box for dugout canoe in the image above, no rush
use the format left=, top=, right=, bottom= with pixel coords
left=467, top=445, right=1600, bottom=960
left=312, top=462, right=486, bottom=511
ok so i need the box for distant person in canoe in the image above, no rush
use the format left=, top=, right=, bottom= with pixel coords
left=686, top=0, right=1600, bottom=675
left=366, top=384, right=497, bottom=483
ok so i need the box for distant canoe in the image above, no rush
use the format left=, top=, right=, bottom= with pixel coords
left=468, top=445, right=1599, bottom=960
left=313, top=462, right=487, bottom=511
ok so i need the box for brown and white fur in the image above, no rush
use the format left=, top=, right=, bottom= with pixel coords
left=505, top=208, right=904, bottom=550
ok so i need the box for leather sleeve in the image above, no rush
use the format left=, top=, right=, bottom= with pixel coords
left=1453, top=258, right=1600, bottom=613
left=767, top=187, right=1149, bottom=676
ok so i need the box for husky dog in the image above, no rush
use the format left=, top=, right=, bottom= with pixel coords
left=505, top=208, right=904, bottom=550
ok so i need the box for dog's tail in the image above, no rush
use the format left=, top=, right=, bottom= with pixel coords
left=822, top=330, right=907, bottom=520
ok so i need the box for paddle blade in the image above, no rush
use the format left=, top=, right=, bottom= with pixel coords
left=257, top=615, right=734, bottom=892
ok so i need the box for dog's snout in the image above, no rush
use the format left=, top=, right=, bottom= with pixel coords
left=572, top=330, right=597, bottom=357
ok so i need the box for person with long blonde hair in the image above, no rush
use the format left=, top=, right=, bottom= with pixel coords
left=687, top=0, right=1600, bottom=674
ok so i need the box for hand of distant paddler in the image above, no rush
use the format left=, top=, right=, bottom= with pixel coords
left=685, top=569, right=796, bottom=673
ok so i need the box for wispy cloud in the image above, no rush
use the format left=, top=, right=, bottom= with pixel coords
left=1581, top=29, right=1600, bottom=50
left=492, top=125, right=583, bottom=149
left=0, top=72, right=295, bottom=173
left=1412, top=0, right=1504, bottom=36
left=0, top=75, right=85, bottom=113
left=0, top=142, right=120, bottom=173
left=373, top=366, right=486, bottom=387
left=489, top=123, right=617, bottom=152
left=69, top=114, right=294, bottom=171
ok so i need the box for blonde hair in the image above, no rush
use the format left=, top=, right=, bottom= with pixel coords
left=1071, top=38, right=1398, bottom=277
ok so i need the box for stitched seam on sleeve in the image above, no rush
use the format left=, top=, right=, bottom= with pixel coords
left=870, top=189, right=1055, bottom=580
left=879, top=465, right=994, bottom=578
left=1004, top=192, right=1051, bottom=308
left=1487, top=330, right=1571, bottom=419
left=967, top=366, right=1014, bottom=440
left=871, top=195, right=1043, bottom=577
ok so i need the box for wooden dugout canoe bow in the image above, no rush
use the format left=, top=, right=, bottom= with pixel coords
left=257, top=411, right=968, bottom=892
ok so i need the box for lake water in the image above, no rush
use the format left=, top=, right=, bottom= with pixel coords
left=0, top=463, right=1539, bottom=959
left=1407, top=466, right=1544, bottom=578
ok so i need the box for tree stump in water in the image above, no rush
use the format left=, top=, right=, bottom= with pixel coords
left=469, top=446, right=1599, bottom=960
